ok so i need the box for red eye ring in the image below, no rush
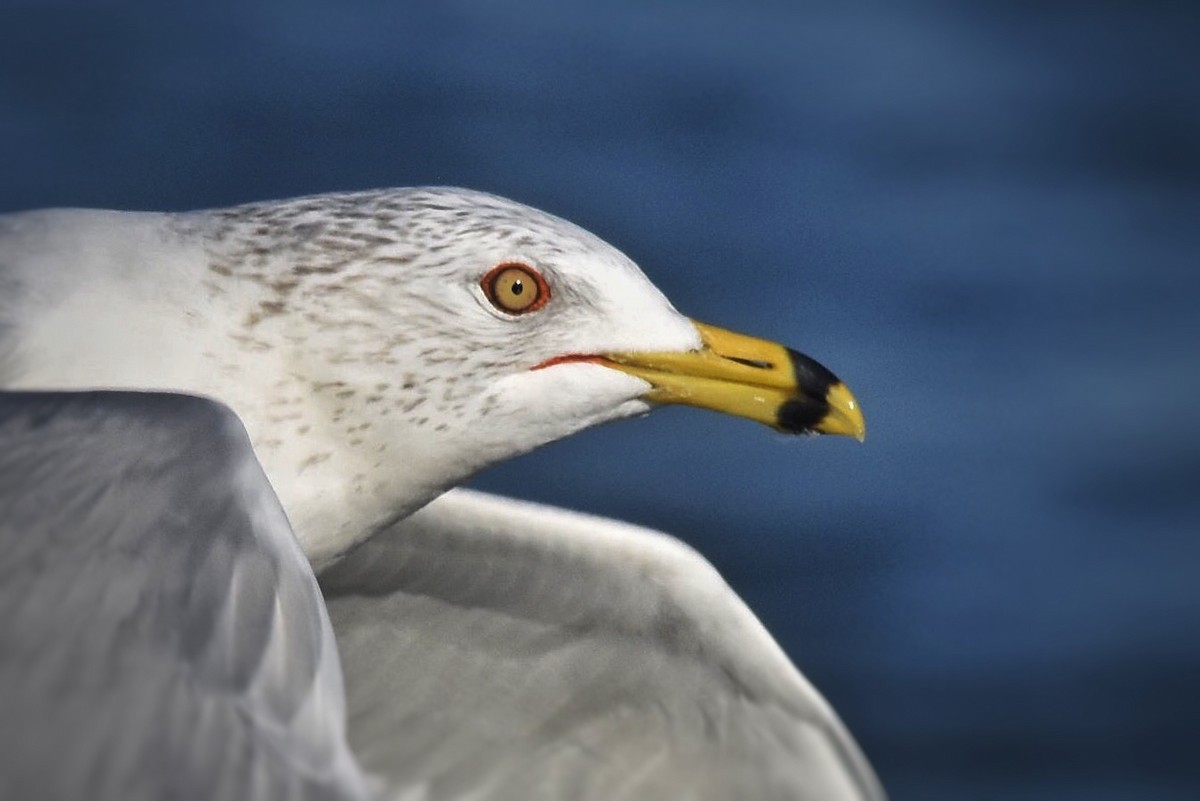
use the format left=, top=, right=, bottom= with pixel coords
left=481, top=262, right=550, bottom=315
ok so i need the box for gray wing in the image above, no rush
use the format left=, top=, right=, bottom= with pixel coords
left=320, top=488, right=884, bottom=801
left=0, top=391, right=369, bottom=801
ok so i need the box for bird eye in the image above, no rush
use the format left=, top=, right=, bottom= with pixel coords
left=482, top=262, right=549, bottom=315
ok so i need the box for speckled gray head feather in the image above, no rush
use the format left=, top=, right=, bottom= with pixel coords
left=101, top=187, right=700, bottom=562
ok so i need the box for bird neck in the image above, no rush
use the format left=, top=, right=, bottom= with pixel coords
left=246, top=384, right=484, bottom=570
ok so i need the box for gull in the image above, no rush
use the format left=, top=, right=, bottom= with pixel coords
left=0, top=187, right=879, bottom=800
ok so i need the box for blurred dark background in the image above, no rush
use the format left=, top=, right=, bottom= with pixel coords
left=2, top=1, right=1198, bottom=798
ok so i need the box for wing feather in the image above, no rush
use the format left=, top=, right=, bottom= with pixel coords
left=0, top=391, right=368, bottom=801
left=321, top=487, right=883, bottom=801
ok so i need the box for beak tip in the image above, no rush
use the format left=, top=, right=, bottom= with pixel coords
left=817, top=382, right=867, bottom=442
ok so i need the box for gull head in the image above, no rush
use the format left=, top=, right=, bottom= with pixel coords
left=32, top=187, right=861, bottom=563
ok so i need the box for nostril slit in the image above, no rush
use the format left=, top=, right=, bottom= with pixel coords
left=726, top=356, right=774, bottom=370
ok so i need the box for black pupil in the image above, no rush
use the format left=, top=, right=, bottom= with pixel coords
left=510, top=278, right=524, bottom=295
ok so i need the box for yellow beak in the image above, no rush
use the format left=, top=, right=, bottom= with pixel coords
left=602, top=321, right=865, bottom=440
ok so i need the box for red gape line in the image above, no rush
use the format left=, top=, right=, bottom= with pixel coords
left=529, top=354, right=613, bottom=372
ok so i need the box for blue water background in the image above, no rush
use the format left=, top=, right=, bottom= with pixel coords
left=2, top=2, right=1198, bottom=798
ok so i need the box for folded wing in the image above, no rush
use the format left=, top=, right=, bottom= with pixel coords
left=0, top=392, right=368, bottom=801
left=321, top=488, right=883, bottom=801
